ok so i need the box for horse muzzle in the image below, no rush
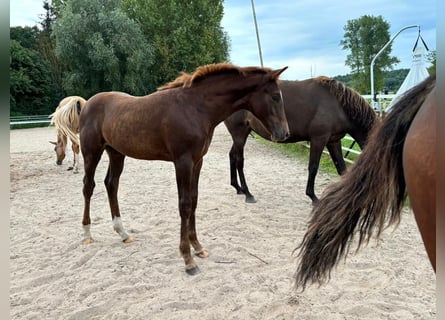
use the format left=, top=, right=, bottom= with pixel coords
left=270, top=127, right=290, bottom=142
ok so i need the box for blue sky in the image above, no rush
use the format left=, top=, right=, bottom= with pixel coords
left=10, top=0, right=436, bottom=80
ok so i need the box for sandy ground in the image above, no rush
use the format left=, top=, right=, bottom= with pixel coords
left=10, top=125, right=435, bottom=319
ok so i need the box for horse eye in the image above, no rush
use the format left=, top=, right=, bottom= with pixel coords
left=272, top=94, right=281, bottom=102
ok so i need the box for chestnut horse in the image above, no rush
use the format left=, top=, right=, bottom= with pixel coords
left=79, top=63, right=289, bottom=275
left=224, top=77, right=378, bottom=204
left=49, top=96, right=87, bottom=173
left=295, top=73, right=436, bottom=291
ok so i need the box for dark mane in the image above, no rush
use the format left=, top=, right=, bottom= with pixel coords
left=157, top=63, right=272, bottom=91
left=314, top=76, right=377, bottom=133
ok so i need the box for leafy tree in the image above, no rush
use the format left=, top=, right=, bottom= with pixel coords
left=38, top=1, right=65, bottom=100
left=122, top=0, right=230, bottom=90
left=383, top=68, right=409, bottom=92
left=333, top=74, right=351, bottom=86
left=52, top=0, right=154, bottom=97
left=427, top=50, right=436, bottom=74
left=48, top=0, right=66, bottom=17
left=10, top=26, right=40, bottom=49
left=340, top=15, right=399, bottom=93
left=10, top=27, right=58, bottom=116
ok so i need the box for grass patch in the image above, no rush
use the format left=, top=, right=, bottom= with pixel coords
left=341, top=135, right=362, bottom=162
left=10, top=123, right=52, bottom=130
left=252, top=133, right=412, bottom=208
left=251, top=134, right=339, bottom=175
left=251, top=133, right=365, bottom=175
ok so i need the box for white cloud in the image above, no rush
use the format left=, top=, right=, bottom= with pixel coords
left=10, top=0, right=45, bottom=27
left=10, top=0, right=436, bottom=79
left=222, top=0, right=436, bottom=78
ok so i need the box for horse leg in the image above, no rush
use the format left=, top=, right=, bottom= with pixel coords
left=174, top=156, right=200, bottom=275
left=188, top=158, right=209, bottom=259
left=306, top=138, right=328, bottom=204
left=71, top=141, right=80, bottom=174
left=104, top=147, right=133, bottom=243
left=229, top=145, right=242, bottom=193
left=229, top=130, right=256, bottom=203
left=81, top=150, right=103, bottom=244
left=326, top=140, right=346, bottom=175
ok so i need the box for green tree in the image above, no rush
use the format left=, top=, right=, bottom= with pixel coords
left=123, top=0, right=230, bottom=90
left=426, top=50, right=436, bottom=74
left=10, top=27, right=58, bottom=116
left=340, top=15, right=399, bottom=93
left=38, top=1, right=65, bottom=100
left=52, top=0, right=154, bottom=97
left=383, top=68, right=409, bottom=92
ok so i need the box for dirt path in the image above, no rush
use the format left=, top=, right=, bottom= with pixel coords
left=10, top=125, right=435, bottom=319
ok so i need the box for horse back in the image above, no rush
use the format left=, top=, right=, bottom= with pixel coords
left=79, top=90, right=209, bottom=161
left=276, top=80, right=350, bottom=141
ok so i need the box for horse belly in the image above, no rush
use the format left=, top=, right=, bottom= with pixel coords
left=115, top=142, right=172, bottom=161
left=101, top=123, right=171, bottom=160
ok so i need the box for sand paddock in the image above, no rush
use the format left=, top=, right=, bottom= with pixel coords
left=10, top=125, right=435, bottom=319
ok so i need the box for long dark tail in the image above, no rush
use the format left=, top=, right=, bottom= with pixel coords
left=295, top=74, right=436, bottom=291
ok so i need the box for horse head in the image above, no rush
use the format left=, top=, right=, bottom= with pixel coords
left=49, top=134, right=67, bottom=165
left=245, top=66, right=290, bottom=142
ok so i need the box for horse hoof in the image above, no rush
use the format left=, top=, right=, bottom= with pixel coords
left=246, top=196, right=257, bottom=204
left=123, top=236, right=135, bottom=243
left=195, top=249, right=209, bottom=258
left=185, top=265, right=200, bottom=275
left=67, top=167, right=73, bottom=171
left=82, top=238, right=94, bottom=245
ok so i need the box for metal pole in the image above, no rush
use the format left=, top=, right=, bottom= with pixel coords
left=250, top=0, right=263, bottom=67
left=370, top=24, right=418, bottom=112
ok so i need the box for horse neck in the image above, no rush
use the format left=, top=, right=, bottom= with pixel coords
left=348, top=130, right=368, bottom=149
left=193, top=73, right=264, bottom=126
left=349, top=112, right=378, bottom=149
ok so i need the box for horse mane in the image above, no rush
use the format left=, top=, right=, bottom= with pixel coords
left=314, top=76, right=378, bottom=133
left=157, top=63, right=273, bottom=91
left=50, top=96, right=86, bottom=145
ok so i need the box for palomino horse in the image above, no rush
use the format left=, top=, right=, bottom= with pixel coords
left=49, top=96, right=87, bottom=173
left=224, top=77, right=378, bottom=204
left=79, top=63, right=289, bottom=275
left=295, top=73, right=436, bottom=290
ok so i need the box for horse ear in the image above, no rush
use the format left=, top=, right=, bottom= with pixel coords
left=270, top=66, right=288, bottom=80
left=49, top=141, right=57, bottom=145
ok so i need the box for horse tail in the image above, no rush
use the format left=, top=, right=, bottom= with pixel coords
left=315, top=76, right=378, bottom=138
left=295, top=74, right=436, bottom=291
left=50, top=96, right=86, bottom=146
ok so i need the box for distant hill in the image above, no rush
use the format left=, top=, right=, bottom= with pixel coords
left=333, top=68, right=409, bottom=93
